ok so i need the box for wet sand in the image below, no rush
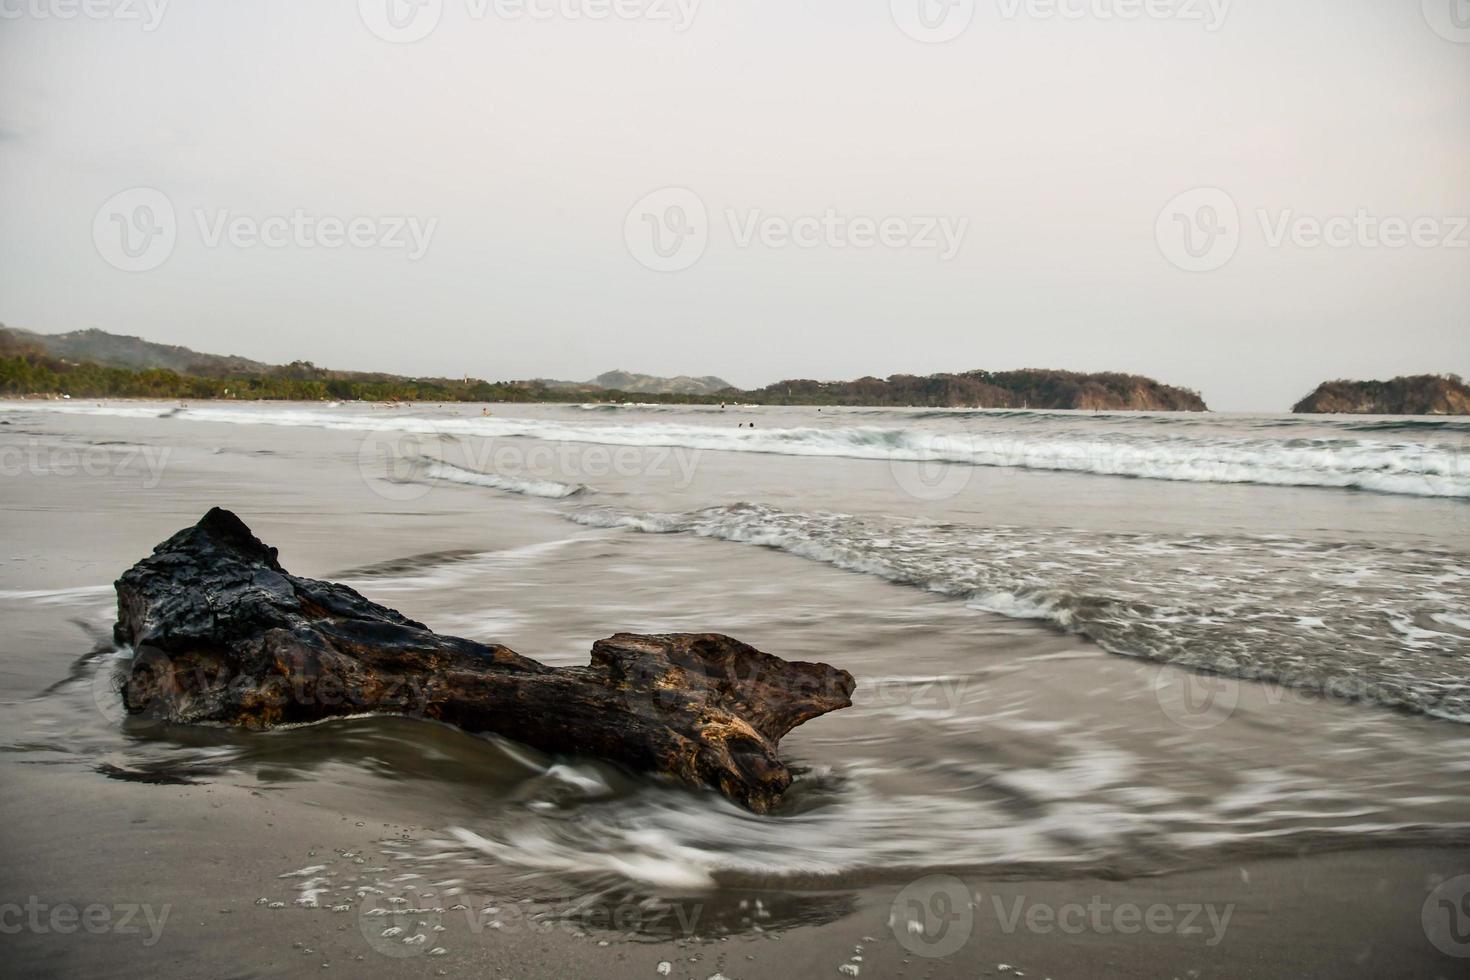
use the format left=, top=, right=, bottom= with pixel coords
left=3, top=762, right=1465, bottom=978
left=2, top=403, right=1467, bottom=978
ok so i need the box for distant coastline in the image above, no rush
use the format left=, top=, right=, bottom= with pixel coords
left=11, top=325, right=1467, bottom=415
left=1, top=325, right=1208, bottom=411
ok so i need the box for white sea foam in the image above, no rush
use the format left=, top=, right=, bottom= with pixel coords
left=413, top=457, right=586, bottom=498
left=6, top=401, right=1467, bottom=497
left=399, top=727, right=1470, bottom=890
left=570, top=502, right=1470, bottom=720
left=0, top=584, right=113, bottom=604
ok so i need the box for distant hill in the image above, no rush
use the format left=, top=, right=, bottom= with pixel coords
left=526, top=370, right=733, bottom=396
left=591, top=370, right=733, bottom=396
left=0, top=326, right=733, bottom=398
left=1292, top=375, right=1470, bottom=415
left=0, top=325, right=1206, bottom=410
left=746, top=370, right=1207, bottom=411
left=2, top=326, right=271, bottom=377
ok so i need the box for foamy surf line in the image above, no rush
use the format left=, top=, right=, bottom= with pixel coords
left=568, top=502, right=1470, bottom=722
left=4, top=401, right=1467, bottom=497
left=413, top=457, right=586, bottom=499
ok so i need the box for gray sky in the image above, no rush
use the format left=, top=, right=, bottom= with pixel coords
left=1, top=0, right=1467, bottom=411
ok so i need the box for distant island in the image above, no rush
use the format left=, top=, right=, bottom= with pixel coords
left=737, top=371, right=1205, bottom=411
left=0, top=325, right=1207, bottom=410
left=533, top=370, right=734, bottom=397
left=1293, top=375, right=1470, bottom=415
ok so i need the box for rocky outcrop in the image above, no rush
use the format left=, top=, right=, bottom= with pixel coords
left=111, top=509, right=854, bottom=812
left=747, top=369, right=1208, bottom=411
left=1292, top=375, right=1470, bottom=415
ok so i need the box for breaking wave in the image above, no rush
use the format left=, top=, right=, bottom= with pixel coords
left=569, top=502, right=1470, bottom=721
left=5, top=402, right=1468, bottom=498
left=411, top=457, right=586, bottom=498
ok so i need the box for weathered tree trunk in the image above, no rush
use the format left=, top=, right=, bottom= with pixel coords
left=111, top=509, right=854, bottom=813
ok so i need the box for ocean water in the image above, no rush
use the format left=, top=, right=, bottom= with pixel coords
left=1, top=400, right=1467, bottom=919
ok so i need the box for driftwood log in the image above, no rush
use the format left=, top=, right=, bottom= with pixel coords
left=111, top=509, right=854, bottom=812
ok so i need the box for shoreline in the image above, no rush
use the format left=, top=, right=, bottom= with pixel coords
left=2, top=404, right=1466, bottom=979
left=9, top=395, right=1470, bottom=420
left=2, top=766, right=1464, bottom=979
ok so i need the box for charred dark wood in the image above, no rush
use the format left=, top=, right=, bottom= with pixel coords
left=111, top=508, right=854, bottom=812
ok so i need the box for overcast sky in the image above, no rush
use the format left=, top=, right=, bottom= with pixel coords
left=1, top=1, right=1467, bottom=411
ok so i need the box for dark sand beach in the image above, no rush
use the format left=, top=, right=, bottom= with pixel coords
left=1, top=402, right=1467, bottom=978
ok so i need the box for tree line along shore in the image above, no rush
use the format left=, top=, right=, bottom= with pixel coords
left=3, top=325, right=1467, bottom=413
